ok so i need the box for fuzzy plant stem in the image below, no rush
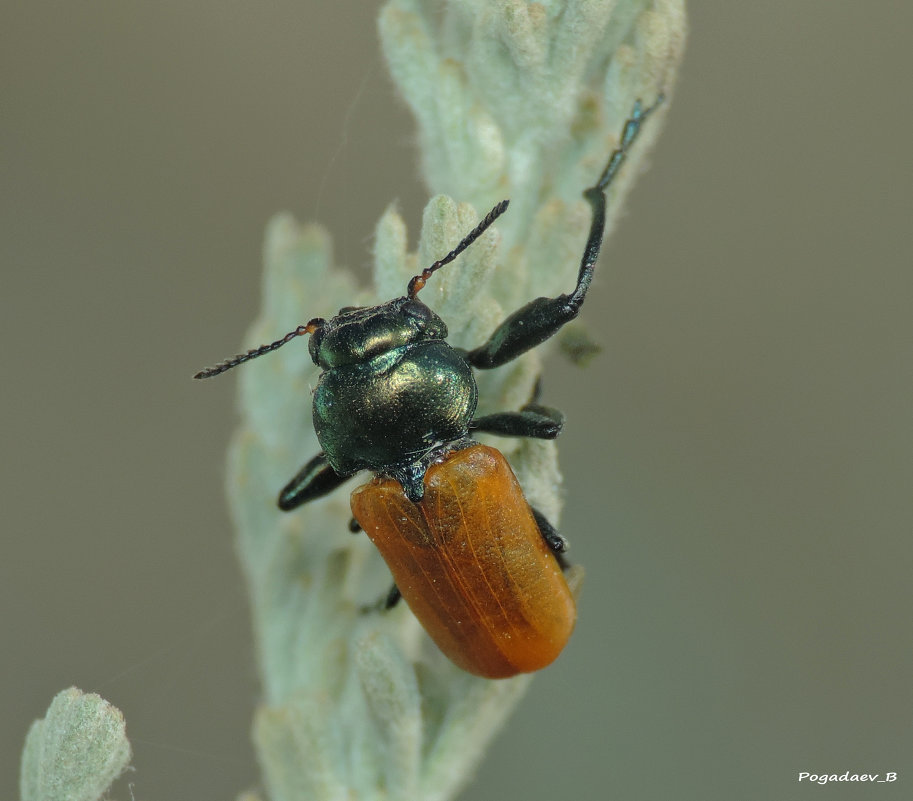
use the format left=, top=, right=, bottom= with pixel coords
left=19, top=2, right=684, bottom=800
left=236, top=4, right=684, bottom=800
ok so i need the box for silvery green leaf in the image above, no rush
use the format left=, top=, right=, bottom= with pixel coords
left=20, top=688, right=131, bottom=801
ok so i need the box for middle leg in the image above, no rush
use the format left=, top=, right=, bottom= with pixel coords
left=470, top=403, right=564, bottom=439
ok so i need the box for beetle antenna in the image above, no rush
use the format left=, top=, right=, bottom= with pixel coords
left=407, top=199, right=509, bottom=299
left=194, top=318, right=324, bottom=379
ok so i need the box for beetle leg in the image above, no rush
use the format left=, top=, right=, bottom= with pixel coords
left=278, top=452, right=351, bottom=511
left=470, top=403, right=564, bottom=439
left=530, top=506, right=571, bottom=570
left=360, top=583, right=402, bottom=614
left=384, top=583, right=402, bottom=609
left=348, top=517, right=362, bottom=533
left=465, top=98, right=662, bottom=371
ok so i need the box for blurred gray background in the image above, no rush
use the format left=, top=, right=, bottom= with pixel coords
left=3, top=2, right=911, bottom=799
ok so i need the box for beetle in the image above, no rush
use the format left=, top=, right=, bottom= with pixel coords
left=196, top=98, right=662, bottom=678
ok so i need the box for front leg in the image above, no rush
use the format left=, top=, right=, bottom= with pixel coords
left=278, top=452, right=351, bottom=511
left=466, top=97, right=663, bottom=370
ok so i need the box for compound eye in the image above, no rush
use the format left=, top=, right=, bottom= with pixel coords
left=401, top=299, right=432, bottom=328
left=400, top=298, right=447, bottom=340
left=308, top=325, right=326, bottom=366
left=338, top=305, right=364, bottom=316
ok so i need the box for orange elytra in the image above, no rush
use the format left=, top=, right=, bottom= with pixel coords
left=351, top=443, right=576, bottom=678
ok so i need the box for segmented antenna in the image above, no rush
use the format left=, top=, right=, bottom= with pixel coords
left=407, top=199, right=509, bottom=299
left=194, top=318, right=324, bottom=379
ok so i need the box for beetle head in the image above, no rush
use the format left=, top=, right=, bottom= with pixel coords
left=308, top=297, right=448, bottom=370
left=193, top=199, right=507, bottom=381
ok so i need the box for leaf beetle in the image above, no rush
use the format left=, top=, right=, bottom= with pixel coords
left=196, top=98, right=662, bottom=678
